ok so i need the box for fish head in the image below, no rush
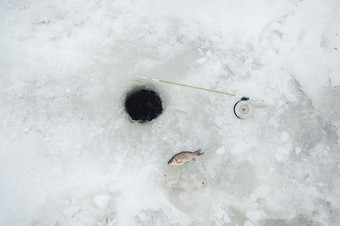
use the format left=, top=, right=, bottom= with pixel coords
left=168, top=157, right=183, bottom=165
left=168, top=157, right=184, bottom=165
left=168, top=157, right=176, bottom=165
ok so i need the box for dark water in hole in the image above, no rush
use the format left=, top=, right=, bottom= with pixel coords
left=124, top=89, right=163, bottom=123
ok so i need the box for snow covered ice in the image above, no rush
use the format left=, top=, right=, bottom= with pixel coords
left=0, top=0, right=340, bottom=225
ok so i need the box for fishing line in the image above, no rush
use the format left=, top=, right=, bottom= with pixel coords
left=139, top=76, right=248, bottom=100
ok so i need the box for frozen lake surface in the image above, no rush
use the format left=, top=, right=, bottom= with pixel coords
left=0, top=0, right=340, bottom=225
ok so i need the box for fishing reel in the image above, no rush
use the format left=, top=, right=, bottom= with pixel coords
left=233, top=97, right=272, bottom=119
left=233, top=97, right=252, bottom=119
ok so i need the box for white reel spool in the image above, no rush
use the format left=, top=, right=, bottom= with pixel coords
left=233, top=98, right=253, bottom=119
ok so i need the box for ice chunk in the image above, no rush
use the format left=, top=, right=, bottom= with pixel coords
left=330, top=69, right=340, bottom=87
left=337, top=128, right=340, bottom=137
left=216, top=147, right=225, bottom=155
left=93, top=194, right=111, bottom=209
left=246, top=210, right=265, bottom=222
left=280, top=131, right=290, bottom=142
left=275, top=147, right=291, bottom=162
left=223, top=214, right=231, bottom=223
left=256, top=185, right=270, bottom=198
left=295, top=147, right=302, bottom=155
left=196, top=57, right=207, bottom=64
left=244, top=220, right=256, bottom=226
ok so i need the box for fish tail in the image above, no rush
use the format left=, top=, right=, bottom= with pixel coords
left=195, top=149, right=204, bottom=155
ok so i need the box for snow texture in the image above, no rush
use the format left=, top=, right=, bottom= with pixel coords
left=0, top=0, right=340, bottom=225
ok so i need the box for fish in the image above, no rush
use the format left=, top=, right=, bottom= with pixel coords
left=167, top=149, right=204, bottom=165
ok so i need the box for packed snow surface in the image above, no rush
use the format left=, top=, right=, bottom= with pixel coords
left=1, top=0, right=340, bottom=225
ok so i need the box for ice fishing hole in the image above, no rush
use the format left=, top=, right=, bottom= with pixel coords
left=124, top=88, right=163, bottom=123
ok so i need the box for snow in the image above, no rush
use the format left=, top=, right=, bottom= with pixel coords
left=93, top=194, right=111, bottom=209
left=0, top=0, right=340, bottom=225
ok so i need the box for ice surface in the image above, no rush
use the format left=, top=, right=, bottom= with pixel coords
left=0, top=0, right=340, bottom=225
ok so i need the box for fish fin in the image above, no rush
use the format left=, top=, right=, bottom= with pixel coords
left=195, top=149, right=204, bottom=155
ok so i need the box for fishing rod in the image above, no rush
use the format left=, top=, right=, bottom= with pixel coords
left=139, top=76, right=243, bottom=98
left=139, top=76, right=272, bottom=119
